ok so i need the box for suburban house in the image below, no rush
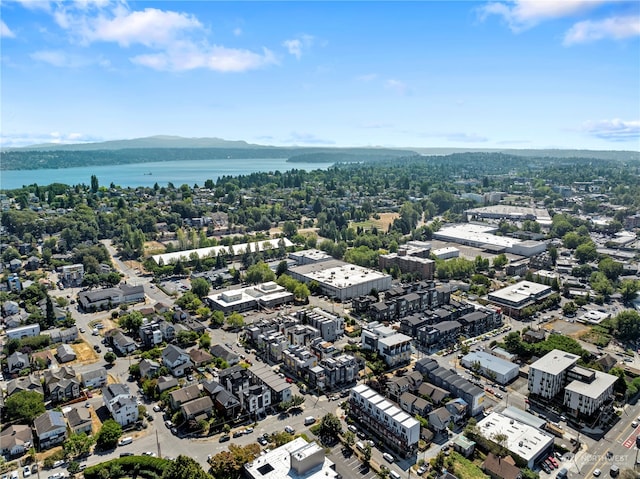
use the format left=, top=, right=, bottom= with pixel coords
left=56, top=343, right=77, bottom=363
left=399, top=392, right=431, bottom=417
left=33, top=411, right=67, bottom=450
left=7, top=351, right=29, bottom=374
left=0, top=425, right=33, bottom=457
left=65, top=407, right=93, bottom=435
left=210, top=344, right=239, bottom=366
left=482, top=453, right=522, bottom=479
left=139, top=359, right=161, bottom=379
left=44, top=367, right=81, bottom=403
left=189, top=348, right=214, bottom=368
left=428, top=407, right=452, bottom=434
left=46, top=326, right=79, bottom=343
left=6, top=375, right=43, bottom=397
left=169, top=384, right=202, bottom=410
left=156, top=376, right=179, bottom=394
left=102, top=384, right=139, bottom=426
left=162, top=344, right=193, bottom=377
left=81, top=367, right=107, bottom=389
left=111, top=331, right=136, bottom=355
left=241, top=385, right=271, bottom=418
left=181, top=396, right=214, bottom=421
left=203, top=380, right=242, bottom=418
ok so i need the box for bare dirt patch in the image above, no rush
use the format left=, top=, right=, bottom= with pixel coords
left=351, top=212, right=399, bottom=232
left=542, top=319, right=589, bottom=339
left=90, top=408, right=102, bottom=434
left=72, top=341, right=100, bottom=363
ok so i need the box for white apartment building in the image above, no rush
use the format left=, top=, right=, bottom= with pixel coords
left=563, top=367, right=617, bottom=416
left=349, top=384, right=420, bottom=457
left=528, top=349, right=579, bottom=399
left=361, top=323, right=412, bottom=368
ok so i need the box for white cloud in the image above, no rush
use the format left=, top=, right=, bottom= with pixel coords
left=582, top=119, right=640, bottom=141
left=385, top=79, right=409, bottom=95
left=286, top=131, right=335, bottom=145
left=478, top=0, right=607, bottom=32
left=131, top=44, right=277, bottom=72
left=419, top=131, right=489, bottom=143
left=282, top=34, right=314, bottom=59
left=564, top=15, right=640, bottom=45
left=233, top=27, right=242, bottom=36
left=356, top=73, right=378, bottom=82
left=85, top=7, right=203, bottom=47
left=35, top=2, right=277, bottom=73
left=1, top=19, right=15, bottom=38
left=30, top=49, right=110, bottom=68
left=0, top=131, right=102, bottom=148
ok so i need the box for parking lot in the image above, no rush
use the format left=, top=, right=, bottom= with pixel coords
left=327, top=446, right=377, bottom=479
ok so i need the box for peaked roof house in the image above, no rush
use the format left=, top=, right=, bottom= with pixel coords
left=482, top=453, right=522, bottom=479
left=169, top=384, right=202, bottom=410
left=102, top=383, right=139, bottom=426
left=111, top=331, right=136, bottom=355
left=0, top=425, right=33, bottom=457
left=44, top=367, right=81, bottom=403
left=210, top=343, right=239, bottom=366
left=428, top=407, right=452, bottom=434
left=181, top=396, right=214, bottom=421
left=157, top=375, right=179, bottom=394
left=189, top=348, right=214, bottom=367
left=81, top=366, right=108, bottom=389
left=162, top=344, right=193, bottom=377
left=65, top=406, right=93, bottom=435
left=7, top=351, right=29, bottom=374
left=56, top=343, right=77, bottom=363
left=203, top=380, right=242, bottom=418
left=6, top=375, right=43, bottom=397
left=139, top=359, right=161, bottom=379
left=33, top=411, right=67, bottom=450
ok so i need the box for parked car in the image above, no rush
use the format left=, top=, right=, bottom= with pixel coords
left=383, top=453, right=395, bottom=463
left=219, top=435, right=230, bottom=443
left=153, top=405, right=161, bottom=412
left=284, top=425, right=295, bottom=434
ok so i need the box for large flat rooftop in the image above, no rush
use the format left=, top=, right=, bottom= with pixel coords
left=529, top=349, right=580, bottom=376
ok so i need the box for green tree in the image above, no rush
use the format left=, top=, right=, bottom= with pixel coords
left=199, top=332, right=211, bottom=350
left=5, top=390, right=45, bottom=423
left=96, top=419, right=122, bottom=450
left=163, top=455, right=212, bottom=479
left=599, top=257, right=623, bottom=282
left=63, top=432, right=96, bottom=459
left=104, top=351, right=117, bottom=364
left=191, top=277, right=210, bottom=298
left=620, top=280, right=639, bottom=304
left=575, top=241, right=598, bottom=263
left=211, top=310, right=225, bottom=328
left=226, top=312, right=244, bottom=330
left=562, top=301, right=578, bottom=317
left=244, top=261, right=276, bottom=284
left=119, top=310, right=144, bottom=335
left=492, top=254, right=508, bottom=269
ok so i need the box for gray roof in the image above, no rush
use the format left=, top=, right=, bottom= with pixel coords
left=163, top=344, right=188, bottom=363
left=102, top=383, right=130, bottom=402
left=82, top=366, right=107, bottom=383
left=34, top=411, right=65, bottom=435
left=182, top=396, right=213, bottom=417
left=66, top=407, right=92, bottom=428
left=461, top=351, right=519, bottom=376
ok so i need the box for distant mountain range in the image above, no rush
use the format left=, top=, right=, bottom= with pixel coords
left=4, top=135, right=268, bottom=151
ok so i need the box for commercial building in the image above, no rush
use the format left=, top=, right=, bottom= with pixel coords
left=288, top=249, right=333, bottom=265
left=476, top=412, right=554, bottom=469
left=465, top=205, right=552, bottom=225
left=78, top=283, right=145, bottom=311
left=288, top=259, right=392, bottom=301
left=433, top=223, right=547, bottom=257
left=244, top=437, right=338, bottom=479
left=461, top=351, right=519, bottom=385
left=152, top=238, right=294, bottom=265
left=206, top=281, right=294, bottom=314
left=487, top=281, right=554, bottom=318
left=349, top=384, right=420, bottom=457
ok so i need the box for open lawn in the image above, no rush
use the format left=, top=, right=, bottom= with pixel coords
left=350, top=212, right=399, bottom=232
left=446, top=452, right=489, bottom=479
left=579, top=327, right=612, bottom=347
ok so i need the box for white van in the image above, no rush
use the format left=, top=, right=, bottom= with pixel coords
left=304, top=416, right=316, bottom=426
left=356, top=441, right=366, bottom=452
left=389, top=471, right=401, bottom=479
left=118, top=436, right=133, bottom=446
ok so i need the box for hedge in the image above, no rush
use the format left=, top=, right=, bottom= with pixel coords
left=83, top=456, right=171, bottom=479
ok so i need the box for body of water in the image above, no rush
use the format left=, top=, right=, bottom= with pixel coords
left=0, top=158, right=334, bottom=190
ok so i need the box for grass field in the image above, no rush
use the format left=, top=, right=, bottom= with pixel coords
left=143, top=240, right=166, bottom=256
left=350, top=212, right=399, bottom=232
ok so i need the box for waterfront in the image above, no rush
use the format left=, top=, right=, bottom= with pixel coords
left=0, top=158, right=334, bottom=190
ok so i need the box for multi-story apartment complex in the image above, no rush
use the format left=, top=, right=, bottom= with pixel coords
left=529, top=349, right=617, bottom=418
left=296, top=308, right=344, bottom=342
left=361, top=323, right=412, bottom=368
left=349, top=384, right=420, bottom=457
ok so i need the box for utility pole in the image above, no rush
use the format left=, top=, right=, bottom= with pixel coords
left=156, top=429, right=161, bottom=458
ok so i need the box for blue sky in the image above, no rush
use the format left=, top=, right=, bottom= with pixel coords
left=1, top=0, right=639, bottom=149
